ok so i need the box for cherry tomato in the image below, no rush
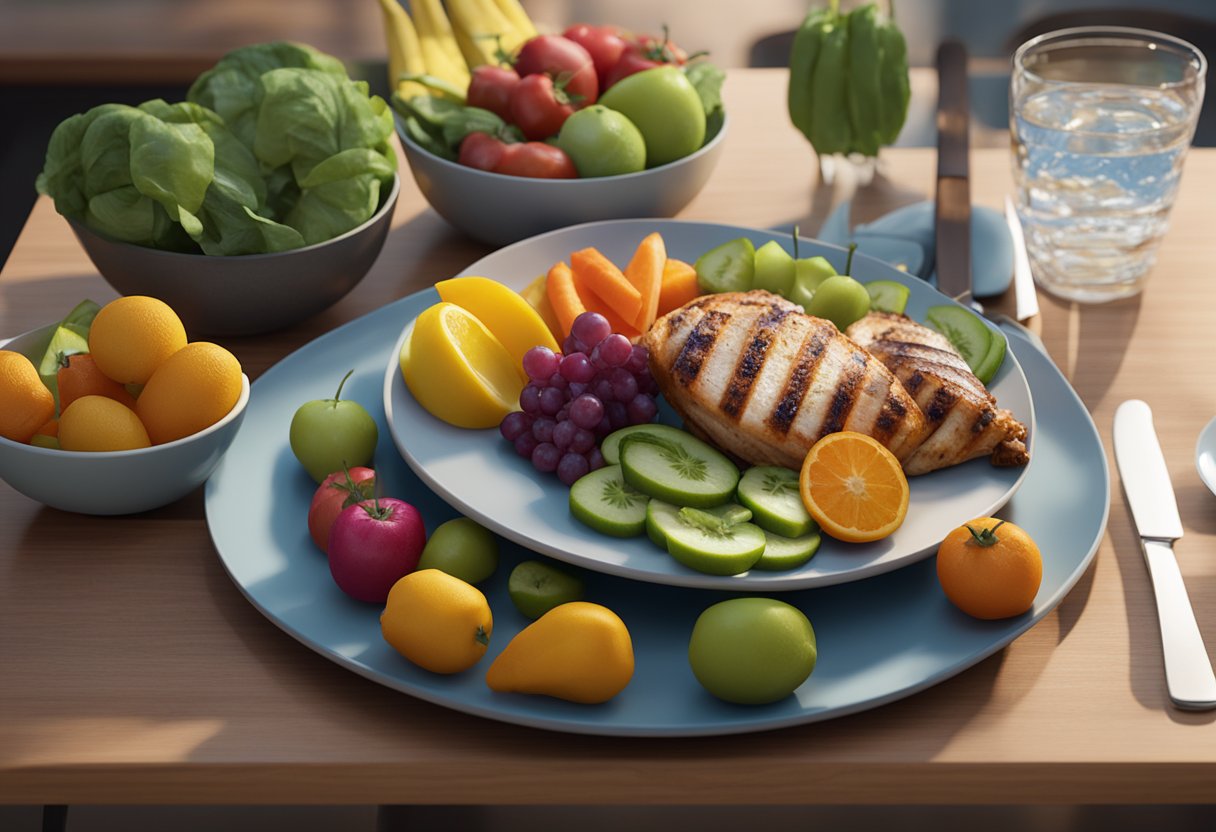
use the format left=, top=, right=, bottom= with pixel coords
left=514, top=34, right=598, bottom=107
left=509, top=73, right=575, bottom=140
left=458, top=131, right=508, bottom=172
left=466, top=65, right=520, bottom=121
left=562, top=24, right=628, bottom=88
left=494, top=142, right=578, bottom=179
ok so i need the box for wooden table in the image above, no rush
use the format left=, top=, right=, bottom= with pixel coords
left=2, top=68, right=1215, bottom=806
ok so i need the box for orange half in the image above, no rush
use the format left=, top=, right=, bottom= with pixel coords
left=798, top=431, right=910, bottom=543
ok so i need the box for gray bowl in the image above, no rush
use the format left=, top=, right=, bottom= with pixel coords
left=0, top=324, right=250, bottom=515
left=397, top=115, right=727, bottom=247
left=67, top=174, right=400, bottom=338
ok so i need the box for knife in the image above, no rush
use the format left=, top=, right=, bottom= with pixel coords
left=934, top=40, right=971, bottom=305
left=1003, top=195, right=1040, bottom=321
left=1113, top=400, right=1216, bottom=710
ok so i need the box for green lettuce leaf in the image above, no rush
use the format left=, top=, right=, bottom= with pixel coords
left=285, top=146, right=395, bottom=245
left=186, top=41, right=347, bottom=149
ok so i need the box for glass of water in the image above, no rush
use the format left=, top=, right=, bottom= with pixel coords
left=1011, top=27, right=1206, bottom=303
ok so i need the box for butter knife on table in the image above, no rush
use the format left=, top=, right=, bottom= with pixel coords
left=934, top=39, right=972, bottom=306
left=1113, top=400, right=1216, bottom=710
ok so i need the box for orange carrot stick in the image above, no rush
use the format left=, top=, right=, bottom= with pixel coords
left=657, top=258, right=701, bottom=315
left=624, top=232, right=666, bottom=333
left=569, top=260, right=640, bottom=340
left=570, top=247, right=643, bottom=325
left=545, top=261, right=586, bottom=338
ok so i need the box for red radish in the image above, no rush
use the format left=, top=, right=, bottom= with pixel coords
left=307, top=466, right=376, bottom=553
left=328, top=497, right=426, bottom=603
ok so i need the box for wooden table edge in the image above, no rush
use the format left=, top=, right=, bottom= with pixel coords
left=4, top=761, right=1216, bottom=805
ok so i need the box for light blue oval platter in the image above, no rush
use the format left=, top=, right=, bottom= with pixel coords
left=204, top=220, right=1109, bottom=737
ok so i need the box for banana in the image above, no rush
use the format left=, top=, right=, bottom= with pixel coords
left=491, top=0, right=538, bottom=41
left=447, top=0, right=523, bottom=65
left=413, top=0, right=471, bottom=90
left=377, top=0, right=429, bottom=99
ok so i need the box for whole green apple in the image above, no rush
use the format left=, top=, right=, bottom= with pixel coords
left=557, top=105, right=647, bottom=177
left=598, top=66, right=706, bottom=167
left=289, top=369, right=378, bottom=483
left=688, top=597, right=817, bottom=704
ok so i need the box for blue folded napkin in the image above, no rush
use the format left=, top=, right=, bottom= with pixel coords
left=813, top=199, right=1014, bottom=298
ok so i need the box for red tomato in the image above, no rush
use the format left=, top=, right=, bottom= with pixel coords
left=509, top=73, right=575, bottom=140
left=635, top=32, right=690, bottom=64
left=494, top=142, right=578, bottom=179
left=603, top=29, right=693, bottom=90
left=466, top=65, right=520, bottom=121
left=307, top=466, right=376, bottom=553
left=514, top=34, right=598, bottom=107
left=562, top=24, right=628, bottom=88
left=457, top=131, right=508, bottom=172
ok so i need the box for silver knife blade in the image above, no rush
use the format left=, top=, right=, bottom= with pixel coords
left=934, top=40, right=972, bottom=304
left=1113, top=400, right=1184, bottom=541
left=1113, top=399, right=1216, bottom=711
left=1003, top=195, right=1040, bottom=320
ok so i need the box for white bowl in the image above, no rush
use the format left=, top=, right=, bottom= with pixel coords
left=0, top=325, right=250, bottom=515
left=396, top=114, right=728, bottom=246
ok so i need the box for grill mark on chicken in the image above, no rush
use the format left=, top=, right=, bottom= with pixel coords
left=819, top=349, right=867, bottom=437
left=768, top=329, right=829, bottom=435
left=924, top=387, right=958, bottom=424
left=672, top=310, right=728, bottom=386
left=720, top=306, right=790, bottom=419
left=873, top=392, right=907, bottom=441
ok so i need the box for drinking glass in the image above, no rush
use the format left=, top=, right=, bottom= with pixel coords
left=1011, top=27, right=1206, bottom=303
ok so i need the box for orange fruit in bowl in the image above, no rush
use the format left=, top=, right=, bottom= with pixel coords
left=0, top=350, right=55, bottom=443
left=936, top=518, right=1043, bottom=620
left=88, top=296, right=187, bottom=385
left=798, top=431, right=910, bottom=543
left=59, top=395, right=151, bottom=451
left=135, top=342, right=243, bottom=444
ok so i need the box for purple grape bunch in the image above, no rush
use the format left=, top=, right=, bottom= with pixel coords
left=500, top=311, right=660, bottom=486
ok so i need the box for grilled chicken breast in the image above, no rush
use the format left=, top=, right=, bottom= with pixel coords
left=845, top=311, right=1029, bottom=475
left=642, top=292, right=929, bottom=470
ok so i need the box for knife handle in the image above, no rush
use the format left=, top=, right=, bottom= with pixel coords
left=1142, top=539, right=1216, bottom=710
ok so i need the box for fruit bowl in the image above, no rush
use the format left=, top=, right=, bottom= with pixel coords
left=395, top=115, right=727, bottom=247
left=65, top=174, right=400, bottom=338
left=0, top=324, right=250, bottom=515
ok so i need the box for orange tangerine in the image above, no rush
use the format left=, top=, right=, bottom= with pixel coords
left=135, top=342, right=242, bottom=444
left=57, top=353, right=137, bottom=412
left=798, top=431, right=910, bottom=543
left=88, top=296, right=187, bottom=384
left=59, top=395, right=151, bottom=451
left=0, top=350, right=55, bottom=443
left=936, top=518, right=1043, bottom=620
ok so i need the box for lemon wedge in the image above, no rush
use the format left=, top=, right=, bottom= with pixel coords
left=436, top=276, right=561, bottom=370
left=401, top=303, right=523, bottom=429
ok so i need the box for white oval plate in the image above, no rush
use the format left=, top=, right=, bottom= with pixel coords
left=384, top=219, right=1035, bottom=590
